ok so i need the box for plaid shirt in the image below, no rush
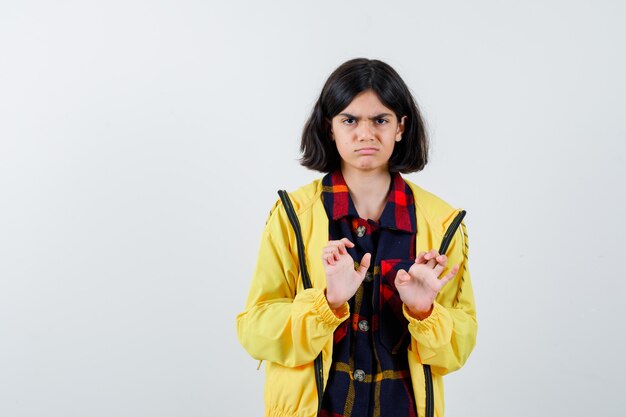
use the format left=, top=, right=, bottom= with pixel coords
left=319, top=170, right=418, bottom=417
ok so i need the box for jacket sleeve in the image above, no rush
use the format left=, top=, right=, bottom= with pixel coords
left=236, top=203, right=349, bottom=368
left=403, top=220, right=477, bottom=376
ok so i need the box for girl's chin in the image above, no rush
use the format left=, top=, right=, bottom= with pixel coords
left=344, top=163, right=389, bottom=173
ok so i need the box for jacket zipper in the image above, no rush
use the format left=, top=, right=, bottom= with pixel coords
left=278, top=190, right=313, bottom=289
left=424, top=209, right=467, bottom=417
left=278, top=190, right=324, bottom=413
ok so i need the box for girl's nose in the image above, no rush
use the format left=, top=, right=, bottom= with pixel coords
left=356, top=121, right=375, bottom=141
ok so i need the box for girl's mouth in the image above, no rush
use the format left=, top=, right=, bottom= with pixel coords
left=355, top=148, right=378, bottom=155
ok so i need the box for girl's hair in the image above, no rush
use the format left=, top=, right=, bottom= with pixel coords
left=300, top=58, right=429, bottom=173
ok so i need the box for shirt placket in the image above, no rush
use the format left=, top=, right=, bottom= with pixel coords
left=346, top=217, right=378, bottom=417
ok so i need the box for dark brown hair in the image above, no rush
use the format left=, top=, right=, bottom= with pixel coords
left=299, top=58, right=429, bottom=173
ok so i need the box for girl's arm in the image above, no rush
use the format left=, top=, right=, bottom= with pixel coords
left=236, top=203, right=349, bottom=368
left=403, top=221, right=478, bottom=375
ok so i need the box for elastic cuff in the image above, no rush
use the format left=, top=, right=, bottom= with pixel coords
left=313, top=289, right=350, bottom=326
left=403, top=301, right=447, bottom=331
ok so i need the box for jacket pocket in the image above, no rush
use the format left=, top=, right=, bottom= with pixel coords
left=378, top=258, right=414, bottom=355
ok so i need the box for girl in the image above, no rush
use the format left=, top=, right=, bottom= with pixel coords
left=237, top=58, right=477, bottom=417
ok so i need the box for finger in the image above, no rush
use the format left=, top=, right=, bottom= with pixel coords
left=439, top=264, right=460, bottom=286
left=328, top=238, right=354, bottom=248
left=423, top=249, right=440, bottom=262
left=356, top=253, right=372, bottom=277
left=414, top=251, right=427, bottom=264
left=323, top=246, right=340, bottom=259
left=433, top=262, right=445, bottom=276
left=329, top=241, right=347, bottom=255
left=341, top=237, right=355, bottom=248
left=424, top=250, right=440, bottom=269
left=323, top=249, right=340, bottom=265
left=327, top=239, right=352, bottom=255
left=338, top=242, right=349, bottom=255
left=395, top=269, right=411, bottom=286
left=432, top=255, right=448, bottom=275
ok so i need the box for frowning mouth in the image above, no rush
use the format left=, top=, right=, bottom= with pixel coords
left=355, top=148, right=379, bottom=155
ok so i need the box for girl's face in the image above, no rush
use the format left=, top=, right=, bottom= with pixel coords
left=330, top=90, right=406, bottom=175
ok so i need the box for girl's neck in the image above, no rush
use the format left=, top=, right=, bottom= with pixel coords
left=341, top=165, right=391, bottom=222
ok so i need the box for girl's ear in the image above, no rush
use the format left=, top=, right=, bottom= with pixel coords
left=327, top=118, right=334, bottom=141
left=396, top=115, right=407, bottom=141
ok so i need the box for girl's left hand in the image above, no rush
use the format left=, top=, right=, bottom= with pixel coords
left=395, top=249, right=460, bottom=319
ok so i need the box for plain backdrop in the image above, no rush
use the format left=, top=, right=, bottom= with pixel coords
left=1, top=1, right=625, bottom=416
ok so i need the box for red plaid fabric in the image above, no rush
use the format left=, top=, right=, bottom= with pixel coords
left=319, top=170, right=418, bottom=417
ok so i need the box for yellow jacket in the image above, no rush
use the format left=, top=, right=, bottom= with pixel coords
left=236, top=177, right=477, bottom=417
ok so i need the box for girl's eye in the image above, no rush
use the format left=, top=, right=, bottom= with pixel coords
left=343, top=118, right=356, bottom=125
left=376, top=118, right=389, bottom=125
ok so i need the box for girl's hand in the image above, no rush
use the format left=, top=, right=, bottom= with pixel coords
left=322, top=238, right=371, bottom=309
left=395, top=249, right=459, bottom=319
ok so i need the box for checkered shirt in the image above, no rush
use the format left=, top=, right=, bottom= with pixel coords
left=319, top=169, right=418, bottom=417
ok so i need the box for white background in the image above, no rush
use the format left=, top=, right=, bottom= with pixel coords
left=1, top=1, right=625, bottom=416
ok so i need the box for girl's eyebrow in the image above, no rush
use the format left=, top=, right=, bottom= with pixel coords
left=337, top=113, right=393, bottom=119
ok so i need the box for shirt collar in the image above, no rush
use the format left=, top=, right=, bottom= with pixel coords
left=321, top=170, right=415, bottom=233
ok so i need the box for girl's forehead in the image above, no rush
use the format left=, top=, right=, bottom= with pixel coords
left=340, top=90, right=393, bottom=114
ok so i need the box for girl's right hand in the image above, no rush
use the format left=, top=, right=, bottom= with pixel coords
left=322, top=238, right=371, bottom=309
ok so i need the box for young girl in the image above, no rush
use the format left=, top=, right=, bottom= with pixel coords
left=236, top=58, right=477, bottom=417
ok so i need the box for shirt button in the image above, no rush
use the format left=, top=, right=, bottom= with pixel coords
left=353, top=369, right=365, bottom=382
left=358, top=320, right=370, bottom=332
left=363, top=271, right=373, bottom=282
left=356, top=225, right=366, bottom=237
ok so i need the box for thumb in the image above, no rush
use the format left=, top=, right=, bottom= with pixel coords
left=356, top=253, right=372, bottom=278
left=395, top=269, right=411, bottom=286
